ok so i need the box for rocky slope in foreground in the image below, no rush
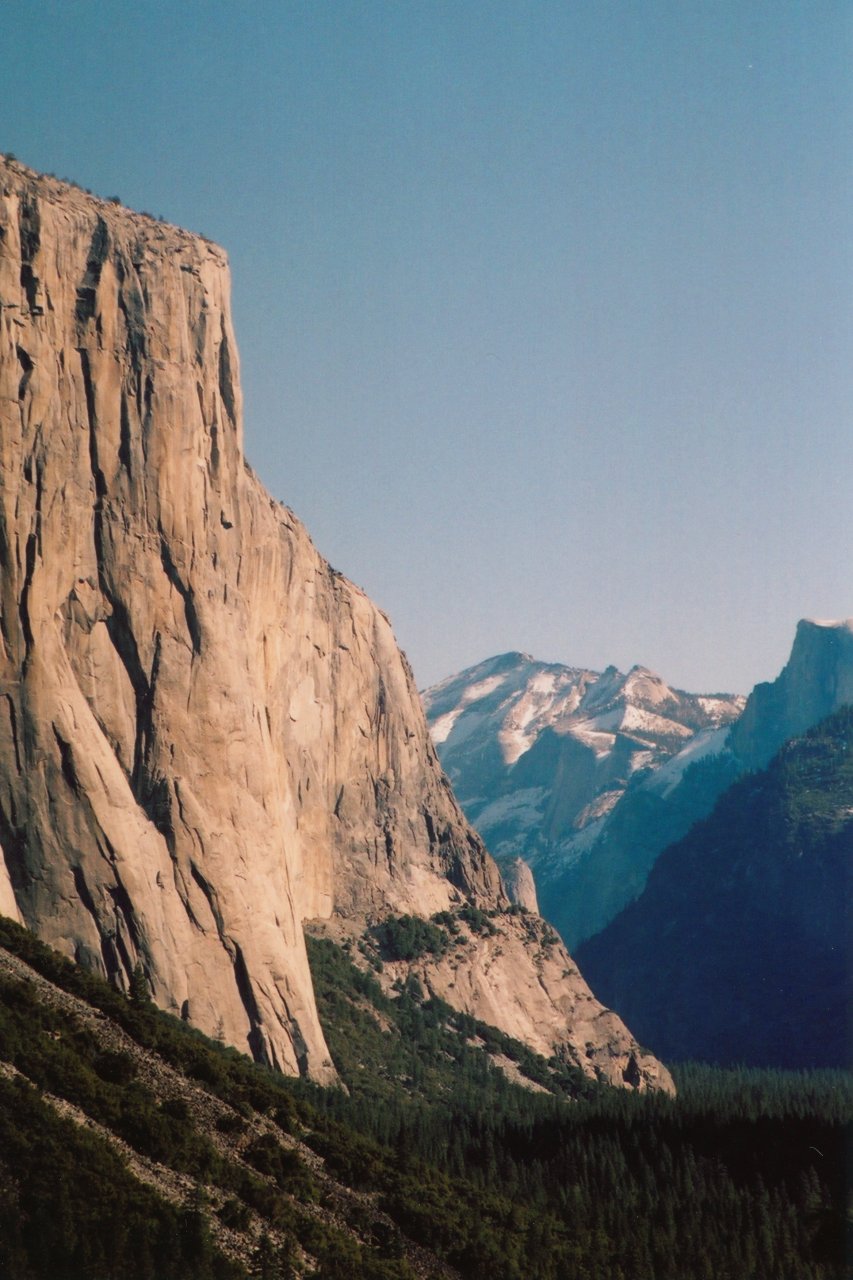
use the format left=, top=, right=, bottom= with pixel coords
left=0, top=157, right=668, bottom=1092
left=0, top=914, right=462, bottom=1279
left=6, top=915, right=845, bottom=1280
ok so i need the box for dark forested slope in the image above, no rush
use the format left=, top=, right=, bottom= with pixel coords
left=2, top=914, right=849, bottom=1279
left=577, top=706, right=853, bottom=1069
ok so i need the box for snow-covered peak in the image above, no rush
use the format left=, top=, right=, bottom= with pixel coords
left=496, top=665, right=591, bottom=764
left=622, top=666, right=673, bottom=706
left=800, top=616, right=853, bottom=632
left=424, top=652, right=744, bottom=774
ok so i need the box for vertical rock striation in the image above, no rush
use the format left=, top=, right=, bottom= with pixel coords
left=0, top=159, right=670, bottom=1092
left=726, top=618, right=853, bottom=771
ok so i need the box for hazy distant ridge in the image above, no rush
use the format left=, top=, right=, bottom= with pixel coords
left=424, top=651, right=744, bottom=944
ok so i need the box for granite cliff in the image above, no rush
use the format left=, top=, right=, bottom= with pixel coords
left=726, top=618, right=853, bottom=771
left=0, top=159, right=670, bottom=1092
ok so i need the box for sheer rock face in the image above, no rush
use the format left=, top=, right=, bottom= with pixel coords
left=727, top=618, right=853, bottom=772
left=0, top=160, right=671, bottom=1092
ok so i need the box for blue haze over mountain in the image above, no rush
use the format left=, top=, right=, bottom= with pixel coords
left=424, top=619, right=853, bottom=949
left=576, top=703, right=853, bottom=1069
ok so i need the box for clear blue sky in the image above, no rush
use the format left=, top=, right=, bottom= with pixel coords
left=5, top=2, right=851, bottom=693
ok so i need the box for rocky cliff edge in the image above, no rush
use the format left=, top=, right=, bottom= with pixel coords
left=0, top=158, right=671, bottom=1093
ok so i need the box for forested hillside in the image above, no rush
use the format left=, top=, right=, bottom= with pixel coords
left=577, top=706, right=853, bottom=1069
left=0, top=915, right=849, bottom=1279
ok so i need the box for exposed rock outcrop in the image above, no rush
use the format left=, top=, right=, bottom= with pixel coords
left=0, top=158, right=670, bottom=1092
left=502, top=857, right=539, bottom=914
left=373, top=910, right=671, bottom=1091
left=727, top=618, right=853, bottom=771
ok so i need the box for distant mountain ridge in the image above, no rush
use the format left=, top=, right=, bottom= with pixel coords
left=576, top=704, right=853, bottom=1068
left=424, top=619, right=853, bottom=949
left=423, top=652, right=744, bottom=944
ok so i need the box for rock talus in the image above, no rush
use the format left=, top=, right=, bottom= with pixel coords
left=0, top=159, right=671, bottom=1092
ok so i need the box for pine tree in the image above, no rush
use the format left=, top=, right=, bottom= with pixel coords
left=129, top=960, right=150, bottom=1007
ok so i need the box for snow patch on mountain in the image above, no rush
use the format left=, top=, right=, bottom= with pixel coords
left=497, top=669, right=588, bottom=764
left=629, top=749, right=656, bottom=774
left=805, top=616, right=853, bottom=631
left=423, top=652, right=745, bottom=943
left=564, top=722, right=618, bottom=758
left=577, top=704, right=693, bottom=741
left=697, top=695, right=747, bottom=721
left=430, top=673, right=509, bottom=744
left=645, top=726, right=731, bottom=797
left=474, top=788, right=548, bottom=834
left=574, top=790, right=624, bottom=827
left=621, top=667, right=674, bottom=706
